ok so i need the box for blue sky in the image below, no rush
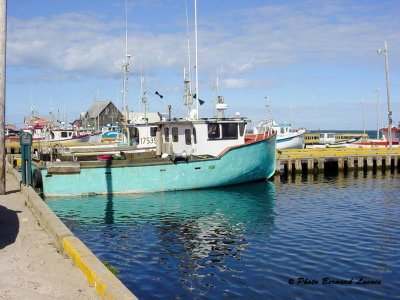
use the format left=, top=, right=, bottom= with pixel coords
left=5, top=0, right=400, bottom=130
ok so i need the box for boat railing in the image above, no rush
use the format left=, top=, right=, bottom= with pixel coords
left=254, top=123, right=273, bottom=141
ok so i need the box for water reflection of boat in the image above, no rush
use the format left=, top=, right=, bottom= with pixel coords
left=47, top=181, right=276, bottom=297
left=47, top=181, right=276, bottom=225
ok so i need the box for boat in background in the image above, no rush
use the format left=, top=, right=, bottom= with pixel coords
left=6, top=123, right=95, bottom=143
left=247, top=120, right=305, bottom=150
left=381, top=125, right=400, bottom=145
left=101, top=124, right=120, bottom=142
left=306, top=132, right=362, bottom=148
left=349, top=125, right=400, bottom=148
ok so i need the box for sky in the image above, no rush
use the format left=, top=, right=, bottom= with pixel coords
left=5, top=0, right=400, bottom=130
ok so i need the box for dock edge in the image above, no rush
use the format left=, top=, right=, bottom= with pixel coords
left=6, top=160, right=137, bottom=300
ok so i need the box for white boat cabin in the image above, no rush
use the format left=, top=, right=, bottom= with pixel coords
left=128, top=123, right=158, bottom=149
left=158, top=118, right=247, bottom=157
left=101, top=124, right=119, bottom=134
left=319, top=133, right=336, bottom=144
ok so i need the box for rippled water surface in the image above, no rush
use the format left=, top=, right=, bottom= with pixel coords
left=46, top=171, right=400, bottom=299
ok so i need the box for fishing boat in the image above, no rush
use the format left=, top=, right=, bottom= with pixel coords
left=248, top=120, right=305, bottom=150
left=381, top=125, right=400, bottom=145
left=33, top=118, right=276, bottom=197
left=6, top=124, right=95, bottom=143
left=101, top=124, right=120, bottom=142
left=350, top=125, right=400, bottom=148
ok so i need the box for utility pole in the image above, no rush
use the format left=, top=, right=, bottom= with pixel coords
left=0, top=0, right=7, bottom=195
left=377, top=41, right=392, bottom=150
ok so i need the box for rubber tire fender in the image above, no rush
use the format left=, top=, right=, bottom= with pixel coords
left=32, top=169, right=43, bottom=189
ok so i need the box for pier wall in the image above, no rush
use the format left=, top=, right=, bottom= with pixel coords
left=6, top=161, right=137, bottom=300
left=276, top=150, right=400, bottom=176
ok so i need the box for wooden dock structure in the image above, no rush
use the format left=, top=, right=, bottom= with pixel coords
left=276, top=147, right=400, bottom=175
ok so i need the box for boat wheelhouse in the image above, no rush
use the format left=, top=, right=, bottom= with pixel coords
left=159, top=118, right=247, bottom=157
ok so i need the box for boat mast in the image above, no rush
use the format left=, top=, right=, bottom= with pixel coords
left=183, top=0, right=193, bottom=118
left=361, top=97, right=365, bottom=135
left=374, top=87, right=380, bottom=139
left=121, top=0, right=131, bottom=142
left=140, top=76, right=148, bottom=124
left=183, top=68, right=193, bottom=117
left=213, top=76, right=219, bottom=117
left=194, top=0, right=199, bottom=120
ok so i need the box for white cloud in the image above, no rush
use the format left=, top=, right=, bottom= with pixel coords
left=7, top=2, right=400, bottom=84
left=222, top=78, right=252, bottom=89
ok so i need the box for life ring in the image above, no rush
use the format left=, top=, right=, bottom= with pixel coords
left=32, top=169, right=43, bottom=189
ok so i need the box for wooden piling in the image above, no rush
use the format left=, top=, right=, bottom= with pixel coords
left=385, top=156, right=391, bottom=169
left=348, top=157, right=355, bottom=170
left=357, top=157, right=364, bottom=169
left=376, top=156, right=382, bottom=168
left=295, top=160, right=302, bottom=173
left=367, top=157, right=373, bottom=169
left=338, top=157, right=344, bottom=171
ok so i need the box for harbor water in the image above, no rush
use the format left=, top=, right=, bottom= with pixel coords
left=46, top=170, right=400, bottom=299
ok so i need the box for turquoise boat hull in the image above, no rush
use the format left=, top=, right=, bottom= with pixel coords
left=40, top=134, right=276, bottom=197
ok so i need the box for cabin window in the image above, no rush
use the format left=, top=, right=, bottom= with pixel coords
left=208, top=123, right=220, bottom=139
left=239, top=123, right=245, bottom=136
left=327, top=134, right=335, bottom=139
left=164, top=127, right=169, bottom=142
left=280, top=128, right=284, bottom=134
left=61, top=132, right=68, bottom=138
left=172, top=127, right=179, bottom=142
left=185, top=129, right=191, bottom=145
left=193, top=127, right=197, bottom=144
left=221, top=123, right=238, bottom=139
left=395, top=131, right=400, bottom=138
left=150, top=127, right=157, bottom=137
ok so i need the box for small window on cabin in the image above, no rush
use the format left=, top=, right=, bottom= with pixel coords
left=185, top=129, right=191, bottom=145
left=61, top=132, right=68, bottom=138
left=328, top=134, right=335, bottom=139
left=239, top=123, right=245, bottom=136
left=172, top=127, right=179, bottom=142
left=208, top=123, right=220, bottom=139
left=280, top=128, right=284, bottom=134
left=221, top=123, right=238, bottom=139
left=395, top=131, right=400, bottom=138
left=150, top=127, right=157, bottom=137
left=164, top=127, right=169, bottom=142
left=193, top=127, right=197, bottom=144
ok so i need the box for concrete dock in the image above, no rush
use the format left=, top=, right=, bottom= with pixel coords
left=0, top=167, right=99, bottom=299
left=0, top=162, right=137, bottom=300
left=276, top=147, right=400, bottom=175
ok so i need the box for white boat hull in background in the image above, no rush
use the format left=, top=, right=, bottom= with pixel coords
left=277, top=130, right=305, bottom=150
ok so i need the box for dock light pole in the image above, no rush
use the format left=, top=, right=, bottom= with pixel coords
left=377, top=40, right=392, bottom=150
left=374, top=88, right=380, bottom=139
left=0, top=0, right=6, bottom=195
